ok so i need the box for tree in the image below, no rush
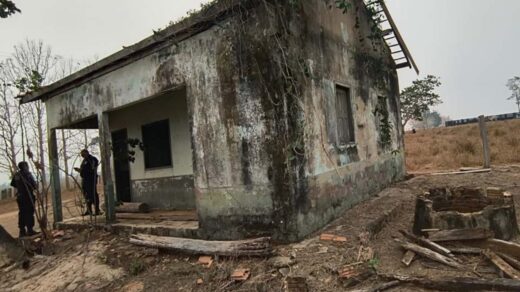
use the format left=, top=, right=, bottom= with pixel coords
left=0, top=62, right=21, bottom=176
left=422, top=110, right=442, bottom=128
left=506, top=76, right=520, bottom=113
left=400, top=75, right=442, bottom=127
left=0, top=0, right=20, bottom=18
left=4, top=40, right=61, bottom=190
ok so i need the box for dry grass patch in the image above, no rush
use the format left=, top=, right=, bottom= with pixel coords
left=405, top=119, right=520, bottom=172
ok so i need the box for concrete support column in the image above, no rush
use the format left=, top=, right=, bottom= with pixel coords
left=98, top=112, right=116, bottom=222
left=48, top=128, right=63, bottom=224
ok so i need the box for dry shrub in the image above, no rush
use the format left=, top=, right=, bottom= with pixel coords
left=405, top=119, right=520, bottom=172
left=494, top=128, right=507, bottom=137
left=454, top=140, right=476, bottom=155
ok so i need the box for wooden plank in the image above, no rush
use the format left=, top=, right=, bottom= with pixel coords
left=399, top=230, right=453, bottom=258
left=450, top=247, right=482, bottom=255
left=429, top=169, right=492, bottom=176
left=479, top=115, right=491, bottom=168
left=397, top=240, right=462, bottom=269
left=115, top=202, right=150, bottom=213
left=380, top=274, right=520, bottom=291
left=401, top=251, right=416, bottom=266
left=483, top=250, right=520, bottom=280
left=498, top=253, right=520, bottom=271
left=116, top=212, right=198, bottom=221
left=367, top=280, right=400, bottom=292
left=428, top=228, right=494, bottom=242
left=129, top=234, right=271, bottom=256
left=466, top=239, right=520, bottom=260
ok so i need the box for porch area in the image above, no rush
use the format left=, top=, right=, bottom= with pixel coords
left=56, top=210, right=200, bottom=238
left=46, top=87, right=198, bottom=237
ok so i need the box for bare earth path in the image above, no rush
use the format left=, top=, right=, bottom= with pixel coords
left=1, top=166, right=519, bottom=291
left=0, top=190, right=85, bottom=237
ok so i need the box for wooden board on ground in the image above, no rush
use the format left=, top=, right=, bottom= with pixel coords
left=399, top=230, right=453, bottom=258
left=381, top=274, right=520, bottom=291
left=466, top=239, right=520, bottom=260
left=129, top=234, right=271, bottom=256
left=115, top=202, right=150, bottom=213
left=428, top=228, right=494, bottom=242
left=401, top=251, right=416, bottom=266
left=430, top=168, right=491, bottom=176
left=483, top=250, right=520, bottom=280
left=116, top=212, right=198, bottom=221
left=397, top=240, right=462, bottom=269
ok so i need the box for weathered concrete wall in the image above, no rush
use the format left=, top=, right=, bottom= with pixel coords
left=109, top=90, right=193, bottom=179
left=108, top=90, right=195, bottom=209
left=288, top=0, right=406, bottom=238
left=43, top=0, right=406, bottom=241
left=132, top=175, right=195, bottom=210
left=44, top=1, right=280, bottom=238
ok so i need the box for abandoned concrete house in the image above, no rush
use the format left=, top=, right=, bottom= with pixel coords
left=21, top=0, right=417, bottom=241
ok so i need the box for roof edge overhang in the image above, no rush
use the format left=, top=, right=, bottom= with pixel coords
left=364, top=0, right=419, bottom=74
left=19, top=0, right=251, bottom=104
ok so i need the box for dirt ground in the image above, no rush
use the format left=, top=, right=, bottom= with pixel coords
left=0, top=188, right=100, bottom=237
left=1, top=165, right=519, bottom=291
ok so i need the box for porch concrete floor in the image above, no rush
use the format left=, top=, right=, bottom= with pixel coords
left=56, top=210, right=200, bottom=238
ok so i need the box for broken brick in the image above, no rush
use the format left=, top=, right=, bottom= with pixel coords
left=320, top=234, right=335, bottom=241
left=231, top=268, right=250, bottom=281
left=333, top=236, right=348, bottom=242
left=320, top=233, right=347, bottom=243
left=197, top=256, right=213, bottom=268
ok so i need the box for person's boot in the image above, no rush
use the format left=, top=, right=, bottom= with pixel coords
left=82, top=203, right=93, bottom=216
left=19, top=228, right=26, bottom=238
left=26, top=228, right=37, bottom=236
left=94, top=209, right=103, bottom=216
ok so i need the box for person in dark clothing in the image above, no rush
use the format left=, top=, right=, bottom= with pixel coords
left=74, top=149, right=102, bottom=216
left=10, top=161, right=37, bottom=238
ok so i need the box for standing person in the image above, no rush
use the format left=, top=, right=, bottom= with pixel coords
left=10, top=161, right=37, bottom=237
left=74, top=149, right=102, bottom=216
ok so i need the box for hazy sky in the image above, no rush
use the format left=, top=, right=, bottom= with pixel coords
left=1, top=0, right=519, bottom=120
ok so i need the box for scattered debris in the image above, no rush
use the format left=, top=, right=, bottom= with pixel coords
left=449, top=247, right=482, bottom=255
left=129, top=234, right=272, bottom=256
left=428, top=228, right=495, bottom=242
left=399, top=230, right=454, bottom=258
left=401, top=251, right=416, bottom=267
left=197, top=256, right=213, bottom=268
left=366, top=280, right=400, bottom=292
left=428, top=168, right=492, bottom=176
left=380, top=273, right=520, bottom=291
left=121, top=281, right=145, bottom=292
left=482, top=250, right=520, bottom=280
left=285, top=276, right=308, bottom=292
left=396, top=239, right=462, bottom=269
left=269, top=256, right=295, bottom=268
left=339, top=264, right=374, bottom=287
left=466, top=239, right=520, bottom=259
left=196, top=278, right=204, bottom=285
left=115, top=202, right=150, bottom=213
left=51, top=230, right=65, bottom=238
left=320, top=233, right=347, bottom=242
left=231, top=268, right=250, bottom=282
left=357, top=246, right=374, bottom=262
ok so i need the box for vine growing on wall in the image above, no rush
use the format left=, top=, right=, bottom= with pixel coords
left=374, top=96, right=393, bottom=149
